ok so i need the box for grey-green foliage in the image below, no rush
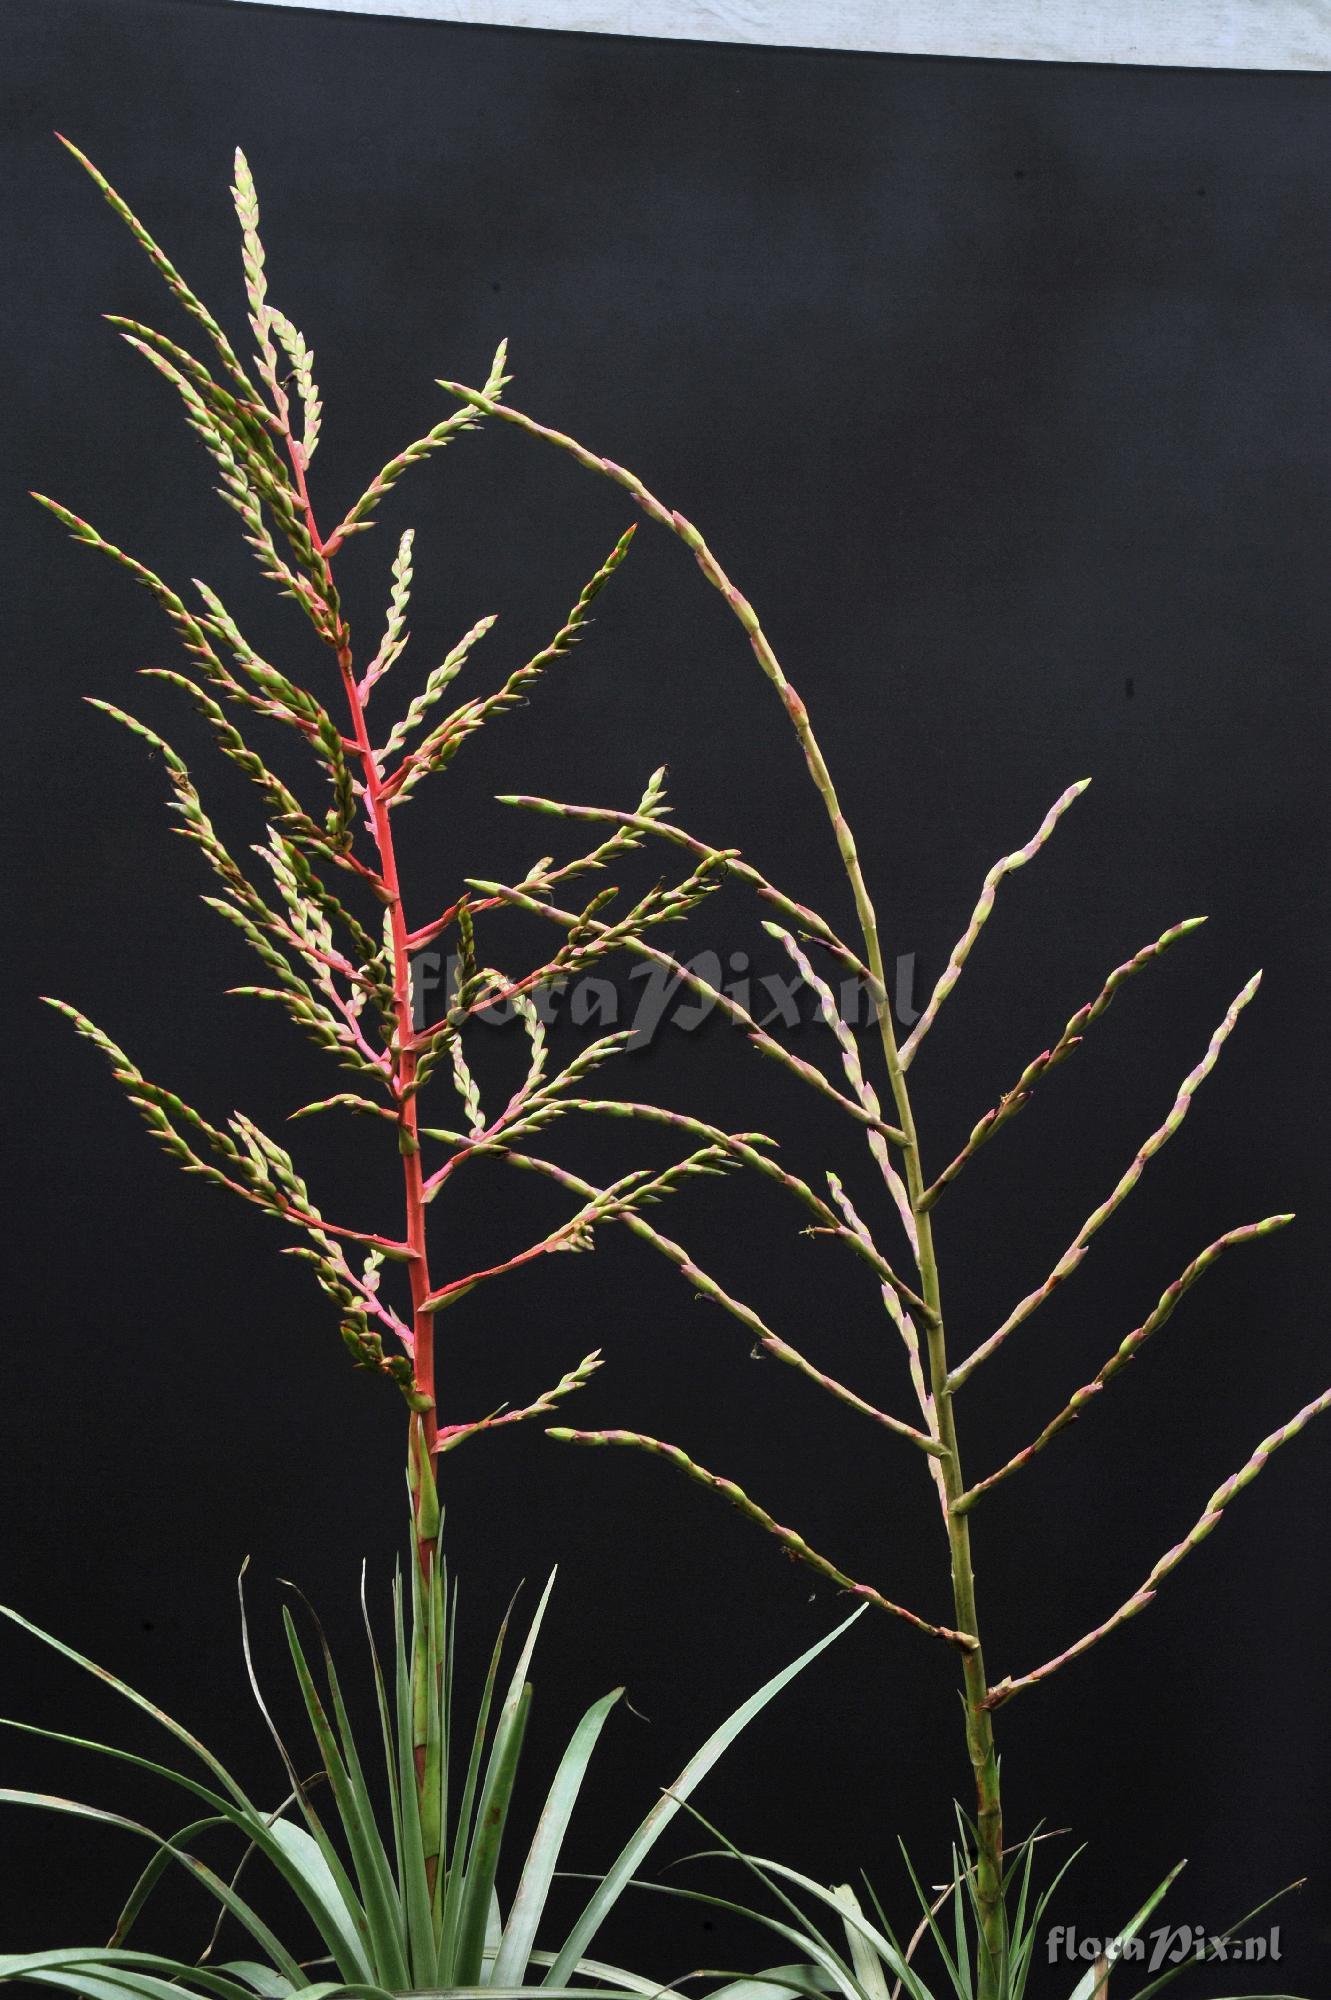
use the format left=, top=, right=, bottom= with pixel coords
left=0, top=1537, right=858, bottom=1995
left=631, top=1805, right=1306, bottom=2000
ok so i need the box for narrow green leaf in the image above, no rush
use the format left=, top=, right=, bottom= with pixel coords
left=389, top=1578, right=435, bottom=1980
left=0, top=1792, right=304, bottom=1986
left=281, top=1611, right=410, bottom=1989
left=267, top=1821, right=372, bottom=1982
left=217, top=1965, right=295, bottom=1999
left=452, top=1686, right=532, bottom=1984
left=0, top=1701, right=364, bottom=1980
left=1, top=1959, right=256, bottom=2000
left=591, top=1875, right=867, bottom=2000
left=436, top=1597, right=513, bottom=1980
left=1109, top=1876, right=1307, bottom=2000
left=493, top=1687, right=623, bottom=1986
left=359, top=1567, right=405, bottom=1898
left=1066, top=1861, right=1186, bottom=2000
left=544, top=1609, right=863, bottom=1986
left=896, top=1840, right=962, bottom=1994
left=525, top=1949, right=704, bottom=1998
left=831, top=1887, right=891, bottom=2000
left=109, top=1811, right=229, bottom=1946
left=240, top=1572, right=373, bottom=1973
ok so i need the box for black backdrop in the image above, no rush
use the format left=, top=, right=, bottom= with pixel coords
left=3, top=0, right=1330, bottom=1986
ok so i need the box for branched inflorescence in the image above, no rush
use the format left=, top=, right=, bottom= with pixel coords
left=42, top=142, right=761, bottom=1581
left=427, top=378, right=1329, bottom=1993
left=45, top=143, right=1326, bottom=2000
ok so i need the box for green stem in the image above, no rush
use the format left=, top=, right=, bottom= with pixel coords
left=755, top=625, right=1008, bottom=1984
left=437, top=386, right=1009, bottom=1984
left=816, top=771, right=1008, bottom=1994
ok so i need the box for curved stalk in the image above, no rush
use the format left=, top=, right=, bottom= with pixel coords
left=438, top=383, right=1010, bottom=1989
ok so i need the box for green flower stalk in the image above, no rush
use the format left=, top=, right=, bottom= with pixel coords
left=431, top=378, right=1330, bottom=1997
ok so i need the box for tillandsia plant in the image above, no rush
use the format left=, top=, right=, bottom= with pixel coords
left=402, top=380, right=1331, bottom=1995
left=1, top=141, right=858, bottom=1996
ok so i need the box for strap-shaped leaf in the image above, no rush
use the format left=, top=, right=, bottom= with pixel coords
left=281, top=1611, right=410, bottom=1988
left=492, top=1689, right=623, bottom=1987
left=0, top=1793, right=305, bottom=1986
left=543, top=1609, right=863, bottom=1986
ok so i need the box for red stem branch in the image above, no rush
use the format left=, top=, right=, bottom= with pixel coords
left=286, top=437, right=439, bottom=1570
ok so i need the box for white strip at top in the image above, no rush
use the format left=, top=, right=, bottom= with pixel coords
left=228, top=0, right=1331, bottom=72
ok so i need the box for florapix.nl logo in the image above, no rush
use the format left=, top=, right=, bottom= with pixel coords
left=410, top=946, right=923, bottom=1048
left=1046, top=1922, right=1285, bottom=1971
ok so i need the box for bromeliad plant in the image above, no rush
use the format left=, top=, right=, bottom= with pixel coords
left=10, top=133, right=1322, bottom=2000
left=3, top=141, right=851, bottom=1997
left=408, top=384, right=1331, bottom=1994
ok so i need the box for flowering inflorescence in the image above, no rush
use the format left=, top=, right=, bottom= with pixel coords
left=41, top=142, right=762, bottom=1561
left=40, top=141, right=1327, bottom=2000
left=424, top=376, right=1330, bottom=1990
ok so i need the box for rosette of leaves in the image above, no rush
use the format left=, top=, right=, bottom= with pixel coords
left=0, top=1476, right=857, bottom=1998
left=641, top=1809, right=1304, bottom=2000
